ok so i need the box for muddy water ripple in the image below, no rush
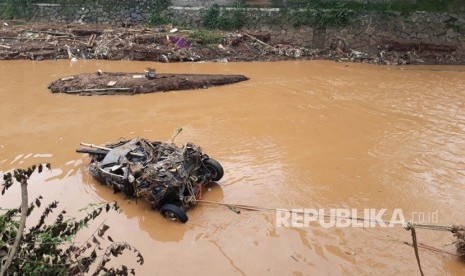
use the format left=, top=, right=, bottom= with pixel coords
left=1, top=60, right=465, bottom=275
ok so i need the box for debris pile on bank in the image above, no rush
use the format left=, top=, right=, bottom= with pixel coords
left=48, top=70, right=248, bottom=95
left=312, top=36, right=465, bottom=65
left=1, top=21, right=464, bottom=65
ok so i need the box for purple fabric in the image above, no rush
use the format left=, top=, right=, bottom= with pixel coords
left=170, top=37, right=188, bottom=49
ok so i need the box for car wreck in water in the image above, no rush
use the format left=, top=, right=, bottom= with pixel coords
left=77, top=138, right=224, bottom=223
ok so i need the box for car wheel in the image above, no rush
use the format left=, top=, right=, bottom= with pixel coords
left=160, top=204, right=188, bottom=223
left=203, top=158, right=224, bottom=181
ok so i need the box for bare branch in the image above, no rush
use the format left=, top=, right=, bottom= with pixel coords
left=0, top=178, right=28, bottom=276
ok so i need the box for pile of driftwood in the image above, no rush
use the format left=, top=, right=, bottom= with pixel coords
left=0, top=22, right=311, bottom=62
left=48, top=71, right=248, bottom=95
left=0, top=22, right=209, bottom=61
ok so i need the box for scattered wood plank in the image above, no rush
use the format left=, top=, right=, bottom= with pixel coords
left=66, top=87, right=132, bottom=93
left=107, top=81, right=117, bottom=87
left=87, top=34, right=97, bottom=48
left=71, top=29, right=103, bottom=36
left=24, top=30, right=71, bottom=37
left=0, top=44, right=11, bottom=49
left=65, top=45, right=74, bottom=60
left=80, top=142, right=112, bottom=151
left=244, top=33, right=277, bottom=51
left=80, top=142, right=144, bottom=157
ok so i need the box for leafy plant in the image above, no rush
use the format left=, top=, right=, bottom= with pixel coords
left=449, top=23, right=464, bottom=34
left=0, top=0, right=35, bottom=19
left=202, top=4, right=222, bottom=29
left=0, top=165, right=144, bottom=275
left=149, top=0, right=172, bottom=26
left=202, top=2, right=246, bottom=31
left=280, top=1, right=353, bottom=28
left=150, top=14, right=171, bottom=26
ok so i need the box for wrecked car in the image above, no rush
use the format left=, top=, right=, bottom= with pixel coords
left=77, top=138, right=223, bottom=223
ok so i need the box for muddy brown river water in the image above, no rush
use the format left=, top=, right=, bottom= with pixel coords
left=1, top=60, right=465, bottom=275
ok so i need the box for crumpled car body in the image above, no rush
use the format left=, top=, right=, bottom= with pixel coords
left=77, top=138, right=224, bottom=223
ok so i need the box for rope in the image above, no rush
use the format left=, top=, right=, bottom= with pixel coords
left=198, top=200, right=463, bottom=276
left=183, top=180, right=198, bottom=206
left=199, top=200, right=460, bottom=230
left=407, top=223, right=453, bottom=232
left=404, top=222, right=425, bottom=276
left=198, top=200, right=458, bottom=228
left=417, top=242, right=459, bottom=257
left=402, top=221, right=460, bottom=275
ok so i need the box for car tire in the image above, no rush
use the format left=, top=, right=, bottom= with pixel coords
left=203, top=158, right=224, bottom=181
left=160, top=204, right=188, bottom=223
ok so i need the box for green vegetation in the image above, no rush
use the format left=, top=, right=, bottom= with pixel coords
left=202, top=2, right=246, bottom=31
left=449, top=23, right=464, bottom=34
left=1, top=0, right=463, bottom=29
left=346, top=0, right=465, bottom=13
left=188, top=30, right=224, bottom=46
left=1, top=165, right=143, bottom=275
left=276, top=1, right=354, bottom=28
left=270, top=0, right=465, bottom=28
left=271, top=0, right=465, bottom=13
left=149, top=0, right=172, bottom=26
left=281, top=3, right=355, bottom=28
left=0, top=0, right=173, bottom=20
left=0, top=0, right=37, bottom=19
left=0, top=0, right=91, bottom=19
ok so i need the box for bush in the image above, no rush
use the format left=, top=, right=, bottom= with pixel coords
left=149, top=0, right=172, bottom=26
left=281, top=1, right=353, bottom=28
left=0, top=165, right=144, bottom=275
left=202, top=2, right=246, bottom=31
left=0, top=0, right=35, bottom=19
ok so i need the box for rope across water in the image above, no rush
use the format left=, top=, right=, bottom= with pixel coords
left=197, top=200, right=464, bottom=276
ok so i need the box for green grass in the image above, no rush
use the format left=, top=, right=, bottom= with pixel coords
left=188, top=30, right=224, bottom=46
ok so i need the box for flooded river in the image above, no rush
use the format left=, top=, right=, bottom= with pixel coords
left=1, top=60, right=465, bottom=275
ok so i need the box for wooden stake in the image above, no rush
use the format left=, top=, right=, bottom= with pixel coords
left=87, top=34, right=97, bottom=47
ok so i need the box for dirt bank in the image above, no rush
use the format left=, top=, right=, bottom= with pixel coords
left=48, top=72, right=248, bottom=95
left=1, top=21, right=464, bottom=65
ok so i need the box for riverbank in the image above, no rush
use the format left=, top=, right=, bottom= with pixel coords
left=1, top=21, right=464, bottom=65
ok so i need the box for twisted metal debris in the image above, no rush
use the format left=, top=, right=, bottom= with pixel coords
left=82, top=138, right=213, bottom=210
